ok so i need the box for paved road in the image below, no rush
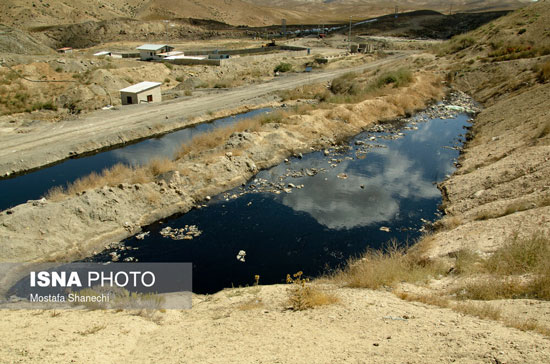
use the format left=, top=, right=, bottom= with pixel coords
left=0, top=52, right=410, bottom=176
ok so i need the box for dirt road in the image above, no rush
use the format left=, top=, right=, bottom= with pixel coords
left=0, top=53, right=410, bottom=177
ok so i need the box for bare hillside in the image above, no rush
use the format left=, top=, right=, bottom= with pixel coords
left=0, top=0, right=308, bottom=29
left=0, top=24, right=55, bottom=55
left=245, top=0, right=534, bottom=21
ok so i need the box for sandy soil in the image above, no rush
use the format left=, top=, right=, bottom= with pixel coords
left=1, top=284, right=549, bottom=364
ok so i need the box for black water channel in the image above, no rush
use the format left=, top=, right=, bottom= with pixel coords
left=0, top=108, right=271, bottom=211
left=83, top=107, right=473, bottom=294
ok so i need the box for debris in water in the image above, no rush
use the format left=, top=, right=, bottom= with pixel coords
left=136, top=231, right=150, bottom=240
left=236, top=250, right=246, bottom=262
left=337, top=173, right=348, bottom=179
left=160, top=225, right=202, bottom=240
left=379, top=226, right=390, bottom=232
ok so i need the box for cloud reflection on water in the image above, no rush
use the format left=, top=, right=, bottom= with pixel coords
left=280, top=148, right=440, bottom=230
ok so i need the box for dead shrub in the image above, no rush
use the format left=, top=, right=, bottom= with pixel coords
left=484, top=232, right=549, bottom=275
left=333, top=240, right=446, bottom=289
left=537, top=61, right=550, bottom=82
left=148, top=158, right=176, bottom=176
left=286, top=272, right=339, bottom=311
left=396, top=291, right=450, bottom=308
left=453, top=301, right=501, bottom=321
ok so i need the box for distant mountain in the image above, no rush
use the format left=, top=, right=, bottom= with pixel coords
left=0, top=0, right=308, bottom=29
left=0, top=0, right=534, bottom=32
left=244, top=0, right=535, bottom=22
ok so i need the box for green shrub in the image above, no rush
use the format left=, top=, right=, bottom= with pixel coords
left=274, top=62, right=292, bottom=73
left=374, top=68, right=413, bottom=88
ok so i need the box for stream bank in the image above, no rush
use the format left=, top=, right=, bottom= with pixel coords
left=0, top=74, right=444, bottom=270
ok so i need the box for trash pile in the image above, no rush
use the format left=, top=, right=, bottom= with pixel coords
left=236, top=250, right=246, bottom=262
left=160, top=225, right=202, bottom=240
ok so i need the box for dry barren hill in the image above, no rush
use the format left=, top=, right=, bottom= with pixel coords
left=0, top=0, right=308, bottom=29
left=246, top=0, right=535, bottom=21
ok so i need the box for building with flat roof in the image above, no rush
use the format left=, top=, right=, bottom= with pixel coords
left=120, top=81, right=162, bottom=105
left=57, top=47, right=73, bottom=54
left=136, top=44, right=174, bottom=61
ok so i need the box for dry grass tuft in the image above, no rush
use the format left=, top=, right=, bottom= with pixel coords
left=451, top=232, right=550, bottom=300
left=287, top=272, right=339, bottom=311
left=453, top=301, right=502, bottom=321
left=332, top=240, right=446, bottom=289
left=536, top=61, right=550, bottom=83
left=174, top=110, right=292, bottom=159
left=535, top=119, right=550, bottom=139
left=485, top=232, right=549, bottom=275
left=452, top=277, right=529, bottom=300
left=148, top=158, right=177, bottom=176
left=396, top=291, right=450, bottom=308
left=397, top=291, right=550, bottom=337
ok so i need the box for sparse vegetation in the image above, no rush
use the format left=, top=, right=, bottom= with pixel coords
left=436, top=35, right=476, bottom=55
left=535, top=60, right=550, bottom=83
left=72, top=286, right=165, bottom=312
left=332, top=240, right=446, bottom=289
left=286, top=271, right=339, bottom=311
left=274, top=62, right=292, bottom=73
left=374, top=68, right=413, bottom=89
left=450, top=232, right=550, bottom=300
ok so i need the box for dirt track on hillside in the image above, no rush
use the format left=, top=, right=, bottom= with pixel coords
left=0, top=53, right=410, bottom=177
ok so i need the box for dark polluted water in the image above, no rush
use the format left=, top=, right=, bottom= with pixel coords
left=87, top=109, right=473, bottom=294
left=0, top=108, right=271, bottom=211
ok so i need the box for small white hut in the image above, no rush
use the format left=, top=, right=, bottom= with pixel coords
left=120, top=82, right=162, bottom=105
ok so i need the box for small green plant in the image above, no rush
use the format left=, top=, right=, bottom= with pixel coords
left=274, top=62, right=292, bottom=73
left=176, top=76, right=184, bottom=82
left=164, top=63, right=174, bottom=70
left=374, top=68, right=413, bottom=89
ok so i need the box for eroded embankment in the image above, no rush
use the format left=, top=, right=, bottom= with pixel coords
left=425, top=81, right=550, bottom=259
left=0, top=74, right=444, bottom=264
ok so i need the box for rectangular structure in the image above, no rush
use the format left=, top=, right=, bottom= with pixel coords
left=136, top=44, right=175, bottom=61
left=120, top=81, right=162, bottom=105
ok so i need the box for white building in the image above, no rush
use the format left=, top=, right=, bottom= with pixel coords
left=136, top=44, right=175, bottom=61
left=120, top=82, right=162, bottom=105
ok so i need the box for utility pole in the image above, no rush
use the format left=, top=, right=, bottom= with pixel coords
left=349, top=16, right=352, bottom=52
left=449, top=2, right=453, bottom=16
left=395, top=5, right=399, bottom=19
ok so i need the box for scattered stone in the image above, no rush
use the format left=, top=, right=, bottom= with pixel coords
left=135, top=231, right=150, bottom=240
